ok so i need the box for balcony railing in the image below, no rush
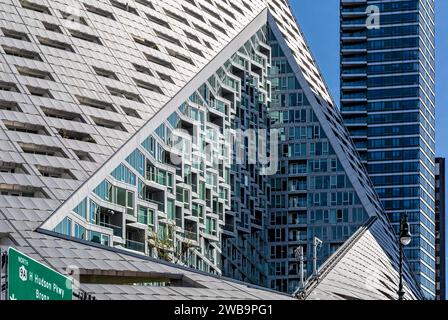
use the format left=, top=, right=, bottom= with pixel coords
left=125, top=239, right=145, bottom=253
left=184, top=230, right=197, bottom=241
left=99, top=221, right=122, bottom=237
left=146, top=198, right=164, bottom=212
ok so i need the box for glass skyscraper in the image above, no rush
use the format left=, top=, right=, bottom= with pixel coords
left=340, top=0, right=436, bottom=298
left=0, top=0, right=424, bottom=300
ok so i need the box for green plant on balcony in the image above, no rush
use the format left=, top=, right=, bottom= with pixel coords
left=147, top=222, right=195, bottom=264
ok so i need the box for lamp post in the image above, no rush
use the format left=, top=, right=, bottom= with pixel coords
left=398, top=213, right=412, bottom=300
left=313, top=237, right=323, bottom=276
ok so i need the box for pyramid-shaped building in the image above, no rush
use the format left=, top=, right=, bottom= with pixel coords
left=0, top=0, right=422, bottom=299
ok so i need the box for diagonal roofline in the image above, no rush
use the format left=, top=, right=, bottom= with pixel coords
left=40, top=7, right=269, bottom=230
left=267, top=13, right=382, bottom=220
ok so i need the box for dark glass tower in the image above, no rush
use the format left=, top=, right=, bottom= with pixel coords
left=435, top=158, right=446, bottom=300
left=340, top=0, right=436, bottom=298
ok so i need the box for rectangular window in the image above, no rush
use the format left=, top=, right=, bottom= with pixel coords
left=133, top=78, right=163, bottom=94
left=92, top=66, right=119, bottom=80
left=84, top=4, right=116, bottom=20
left=133, top=35, right=159, bottom=50
left=74, top=223, right=86, bottom=240
left=54, top=217, right=72, bottom=236
left=37, top=36, right=75, bottom=52
left=167, top=198, right=175, bottom=220
left=1, top=28, right=30, bottom=41
left=41, top=106, right=85, bottom=122
left=69, top=29, right=102, bottom=45
left=110, top=0, right=139, bottom=15
left=0, top=81, right=20, bottom=93
left=91, top=116, right=127, bottom=132
left=2, top=45, right=42, bottom=61
left=135, top=0, right=154, bottom=9
left=19, top=0, right=51, bottom=15
left=107, top=86, right=144, bottom=103
left=60, top=10, right=88, bottom=25
left=146, top=13, right=171, bottom=29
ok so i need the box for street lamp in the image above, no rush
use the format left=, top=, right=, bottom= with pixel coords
left=398, top=213, right=412, bottom=300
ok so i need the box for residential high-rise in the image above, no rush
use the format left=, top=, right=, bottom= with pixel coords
left=435, top=157, right=446, bottom=300
left=340, top=0, right=436, bottom=298
left=0, top=0, right=422, bottom=299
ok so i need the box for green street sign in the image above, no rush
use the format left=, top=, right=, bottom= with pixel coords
left=7, top=247, right=72, bottom=300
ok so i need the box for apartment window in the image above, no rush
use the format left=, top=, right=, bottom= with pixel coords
left=74, top=223, right=86, bottom=240
left=69, top=29, right=102, bottom=45
left=229, top=1, right=244, bottom=15
left=126, top=191, right=134, bottom=215
left=36, top=165, right=77, bottom=180
left=145, top=13, right=171, bottom=29
left=154, top=30, right=182, bottom=47
left=203, top=40, right=212, bottom=49
left=186, top=44, right=204, bottom=58
left=182, top=6, right=205, bottom=22
left=58, top=128, right=96, bottom=143
left=157, top=72, right=174, bottom=84
left=0, top=81, right=20, bottom=93
left=145, top=53, right=175, bottom=70
left=224, top=19, right=234, bottom=28
left=216, top=3, right=236, bottom=20
left=184, top=0, right=197, bottom=6
left=0, top=162, right=28, bottom=174
left=84, top=4, right=116, bottom=21
left=1, top=28, right=30, bottom=41
left=164, top=9, right=189, bottom=26
left=41, top=21, right=63, bottom=33
left=167, top=48, right=195, bottom=66
left=73, top=150, right=95, bottom=162
left=107, top=86, right=144, bottom=103
left=3, top=120, right=49, bottom=135
left=60, top=10, right=88, bottom=26
left=37, top=36, right=75, bottom=52
left=0, top=100, right=22, bottom=112
left=132, top=35, right=159, bottom=50
left=193, top=23, right=217, bottom=40
left=2, top=45, right=42, bottom=61
left=19, top=0, right=51, bottom=15
left=110, top=0, right=139, bottom=16
left=337, top=209, right=343, bottom=223
left=199, top=5, right=220, bottom=21
left=26, top=86, right=54, bottom=98
left=135, top=0, right=154, bottom=9
left=40, top=106, right=85, bottom=123
left=210, top=21, right=227, bottom=35
left=0, top=185, right=48, bottom=198
left=16, top=65, right=54, bottom=81
left=91, top=116, right=127, bottom=132
left=19, top=142, right=67, bottom=158
left=242, top=1, right=253, bottom=12
left=184, top=31, right=201, bottom=43
left=121, top=106, right=141, bottom=119
left=76, top=95, right=117, bottom=113
left=133, top=78, right=163, bottom=94
left=132, top=63, right=154, bottom=77
left=92, top=66, right=119, bottom=80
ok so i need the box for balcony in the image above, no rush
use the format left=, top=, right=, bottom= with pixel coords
left=184, top=230, right=198, bottom=241
left=125, top=239, right=145, bottom=253
left=98, top=221, right=122, bottom=237
left=288, top=182, right=307, bottom=192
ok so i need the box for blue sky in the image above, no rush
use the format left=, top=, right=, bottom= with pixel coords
left=290, top=0, right=448, bottom=160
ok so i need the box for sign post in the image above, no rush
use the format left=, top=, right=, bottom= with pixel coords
left=7, top=247, right=73, bottom=300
